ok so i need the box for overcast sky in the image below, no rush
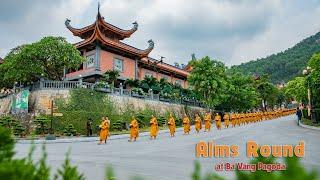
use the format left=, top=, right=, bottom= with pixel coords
left=0, top=0, right=319, bottom=66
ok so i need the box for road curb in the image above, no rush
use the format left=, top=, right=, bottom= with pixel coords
left=299, top=121, right=320, bottom=131
left=16, top=127, right=184, bottom=144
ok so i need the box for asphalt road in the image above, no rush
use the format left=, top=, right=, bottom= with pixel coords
left=15, top=115, right=320, bottom=180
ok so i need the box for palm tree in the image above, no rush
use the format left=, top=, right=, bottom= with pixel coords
left=159, top=78, right=169, bottom=89
left=140, top=76, right=158, bottom=92
left=124, top=79, right=140, bottom=89
left=103, top=70, right=120, bottom=87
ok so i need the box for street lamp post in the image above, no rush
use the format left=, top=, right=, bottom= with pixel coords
left=303, top=67, right=317, bottom=124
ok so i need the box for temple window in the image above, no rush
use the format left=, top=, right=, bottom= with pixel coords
left=114, top=58, right=124, bottom=72
left=85, top=55, right=95, bottom=68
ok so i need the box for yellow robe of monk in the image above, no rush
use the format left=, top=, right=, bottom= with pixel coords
left=231, top=114, right=236, bottom=127
left=182, top=116, right=190, bottom=134
left=168, top=115, right=176, bottom=137
left=224, top=113, right=230, bottom=128
left=99, top=120, right=109, bottom=143
left=129, top=118, right=139, bottom=141
left=150, top=116, right=159, bottom=138
left=194, top=116, right=202, bottom=133
left=204, top=113, right=212, bottom=131
left=214, top=114, right=222, bottom=130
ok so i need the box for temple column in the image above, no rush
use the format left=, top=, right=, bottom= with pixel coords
left=95, top=44, right=101, bottom=71
left=135, top=58, right=138, bottom=80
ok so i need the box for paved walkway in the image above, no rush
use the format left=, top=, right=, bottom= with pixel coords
left=16, top=127, right=184, bottom=144
left=15, top=115, right=320, bottom=180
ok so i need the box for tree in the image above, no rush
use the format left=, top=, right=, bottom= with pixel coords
left=234, top=31, right=320, bottom=84
left=308, top=52, right=320, bottom=108
left=255, top=77, right=279, bottom=110
left=188, top=56, right=227, bottom=108
left=284, top=77, right=307, bottom=103
left=2, top=37, right=84, bottom=85
left=218, top=69, right=258, bottom=112
left=140, top=76, right=160, bottom=92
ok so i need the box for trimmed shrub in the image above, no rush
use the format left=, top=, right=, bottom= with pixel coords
left=157, top=116, right=166, bottom=126
left=63, top=124, right=77, bottom=136
left=0, top=116, right=25, bottom=137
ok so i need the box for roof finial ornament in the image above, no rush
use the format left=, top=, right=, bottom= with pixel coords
left=65, top=18, right=71, bottom=27
left=148, top=39, right=154, bottom=49
left=132, top=21, right=138, bottom=30
left=97, top=2, right=101, bottom=19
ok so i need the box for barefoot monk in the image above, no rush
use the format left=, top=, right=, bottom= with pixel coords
left=129, top=116, right=139, bottom=142
left=204, top=112, right=212, bottom=132
left=98, top=117, right=110, bottom=145
left=194, top=114, right=202, bottom=133
left=167, top=113, right=176, bottom=137
left=150, top=115, right=159, bottom=139
left=182, top=114, right=190, bottom=134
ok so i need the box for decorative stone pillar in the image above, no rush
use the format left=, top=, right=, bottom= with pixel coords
left=120, top=83, right=123, bottom=95
left=79, top=76, right=83, bottom=88
left=149, top=89, right=153, bottom=99
left=39, top=78, right=44, bottom=89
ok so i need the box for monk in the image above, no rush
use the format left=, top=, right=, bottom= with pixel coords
left=194, top=114, right=202, bottom=133
left=214, top=113, right=222, bottom=130
left=167, top=113, right=176, bottom=137
left=98, top=117, right=110, bottom=145
left=149, top=115, right=159, bottom=139
left=128, top=116, right=139, bottom=142
left=231, top=113, right=237, bottom=127
left=223, top=113, right=230, bottom=128
left=204, top=112, right=212, bottom=132
left=235, top=114, right=241, bottom=126
left=182, top=114, right=190, bottom=134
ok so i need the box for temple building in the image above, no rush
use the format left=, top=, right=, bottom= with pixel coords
left=65, top=6, right=189, bottom=88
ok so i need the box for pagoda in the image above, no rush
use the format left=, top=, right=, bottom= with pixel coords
left=65, top=4, right=189, bottom=88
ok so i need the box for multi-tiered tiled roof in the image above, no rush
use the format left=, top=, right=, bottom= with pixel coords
left=65, top=5, right=154, bottom=58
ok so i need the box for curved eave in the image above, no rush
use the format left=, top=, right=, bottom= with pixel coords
left=97, top=15, right=138, bottom=39
left=65, top=19, right=95, bottom=38
left=75, top=23, right=153, bottom=58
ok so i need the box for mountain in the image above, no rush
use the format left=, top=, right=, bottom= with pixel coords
left=234, top=32, right=320, bottom=84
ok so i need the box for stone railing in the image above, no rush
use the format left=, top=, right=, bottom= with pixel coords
left=32, top=80, right=95, bottom=89
left=31, top=80, right=205, bottom=108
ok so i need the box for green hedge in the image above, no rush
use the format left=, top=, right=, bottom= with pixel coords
left=54, top=111, right=118, bottom=135
left=50, top=89, right=187, bottom=135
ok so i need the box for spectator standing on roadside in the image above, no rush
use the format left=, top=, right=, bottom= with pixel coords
left=296, top=107, right=302, bottom=125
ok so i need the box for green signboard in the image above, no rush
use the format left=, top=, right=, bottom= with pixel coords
left=11, top=90, right=29, bottom=114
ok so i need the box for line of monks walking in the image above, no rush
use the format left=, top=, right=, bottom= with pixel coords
left=98, top=109, right=295, bottom=144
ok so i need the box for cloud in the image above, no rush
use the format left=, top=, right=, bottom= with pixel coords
left=0, top=0, right=93, bottom=56
left=0, top=0, right=319, bottom=67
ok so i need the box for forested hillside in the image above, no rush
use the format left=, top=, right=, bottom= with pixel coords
left=234, top=32, right=320, bottom=83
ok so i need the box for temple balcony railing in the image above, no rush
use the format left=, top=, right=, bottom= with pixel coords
left=31, top=80, right=205, bottom=108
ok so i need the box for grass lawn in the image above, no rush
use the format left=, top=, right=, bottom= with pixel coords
left=301, top=118, right=320, bottom=127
